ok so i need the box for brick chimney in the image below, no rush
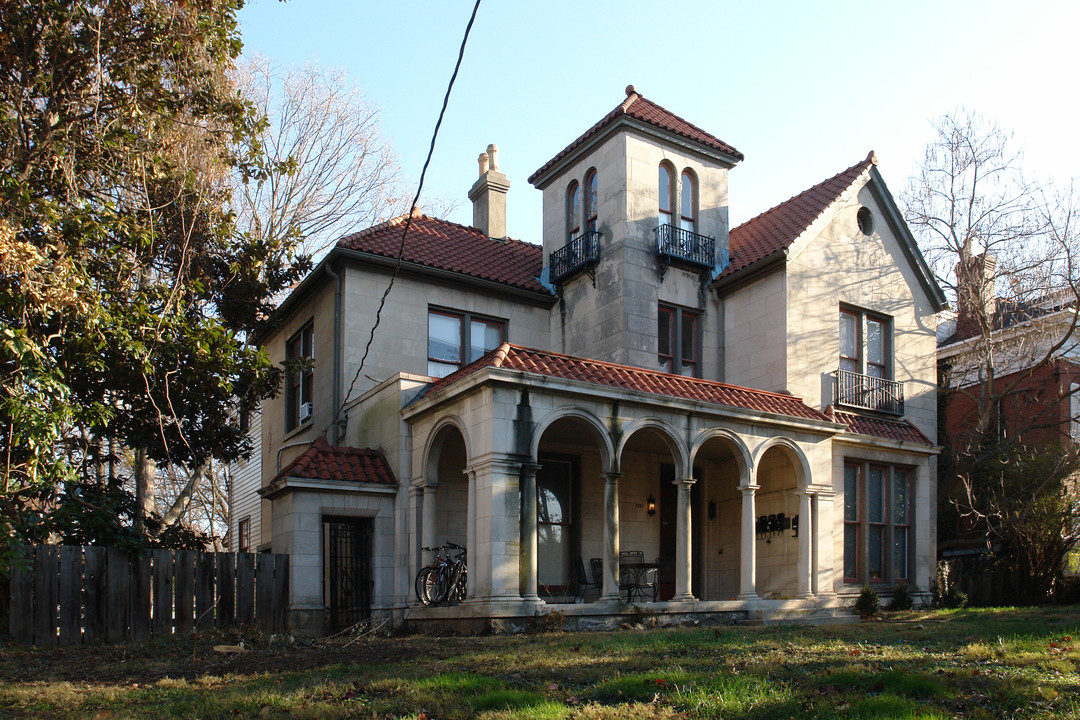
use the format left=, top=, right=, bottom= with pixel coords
left=954, top=250, right=997, bottom=340
left=468, top=143, right=510, bottom=239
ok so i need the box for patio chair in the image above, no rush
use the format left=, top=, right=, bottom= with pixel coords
left=574, top=556, right=601, bottom=602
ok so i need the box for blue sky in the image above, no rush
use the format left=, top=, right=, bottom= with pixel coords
left=238, top=0, right=1079, bottom=243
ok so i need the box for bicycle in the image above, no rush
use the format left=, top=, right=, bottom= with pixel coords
left=414, top=542, right=467, bottom=606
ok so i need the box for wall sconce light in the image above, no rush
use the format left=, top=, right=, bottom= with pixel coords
left=646, top=495, right=657, bottom=517
left=708, top=500, right=717, bottom=521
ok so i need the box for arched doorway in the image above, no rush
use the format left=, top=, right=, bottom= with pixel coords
left=753, top=443, right=803, bottom=598
left=533, top=412, right=610, bottom=602
left=691, top=432, right=749, bottom=600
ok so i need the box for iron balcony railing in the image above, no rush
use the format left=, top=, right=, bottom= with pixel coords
left=550, top=230, right=601, bottom=284
left=836, top=369, right=905, bottom=415
left=655, top=224, right=716, bottom=269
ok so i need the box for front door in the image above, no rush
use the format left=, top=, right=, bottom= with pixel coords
left=537, top=458, right=574, bottom=597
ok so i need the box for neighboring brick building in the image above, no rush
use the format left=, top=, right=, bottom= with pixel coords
left=234, top=88, right=947, bottom=634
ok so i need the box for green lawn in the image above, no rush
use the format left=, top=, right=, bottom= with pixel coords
left=0, top=607, right=1078, bottom=719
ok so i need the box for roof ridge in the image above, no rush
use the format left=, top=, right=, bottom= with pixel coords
left=731, top=153, right=874, bottom=234
left=501, top=343, right=812, bottom=403
left=337, top=211, right=539, bottom=250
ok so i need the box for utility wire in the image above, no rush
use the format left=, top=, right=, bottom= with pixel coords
left=323, top=0, right=483, bottom=441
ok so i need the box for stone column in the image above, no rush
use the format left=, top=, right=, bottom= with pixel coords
left=813, top=489, right=838, bottom=599
left=519, top=462, right=542, bottom=603
left=465, top=469, right=478, bottom=601
left=673, top=477, right=697, bottom=602
left=408, top=483, right=423, bottom=592
left=738, top=483, right=760, bottom=600
left=421, top=480, right=440, bottom=565
left=601, top=472, right=623, bottom=601
left=796, top=490, right=814, bottom=598
left=468, top=458, right=523, bottom=602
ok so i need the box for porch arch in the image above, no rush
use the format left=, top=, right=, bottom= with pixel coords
left=750, top=436, right=814, bottom=598
left=530, top=406, right=614, bottom=472
left=751, top=436, right=811, bottom=491
left=423, top=415, right=472, bottom=479
left=690, top=428, right=752, bottom=481
left=616, top=417, right=688, bottom=479
left=417, top=416, right=472, bottom=597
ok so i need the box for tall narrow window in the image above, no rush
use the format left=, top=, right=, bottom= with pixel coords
left=839, top=310, right=859, bottom=373
left=679, top=170, right=696, bottom=233
left=843, top=464, right=860, bottom=582
left=566, top=181, right=580, bottom=241
left=285, top=323, right=314, bottom=431
left=657, top=304, right=700, bottom=377
left=867, top=466, right=886, bottom=581
left=866, top=317, right=886, bottom=378
left=892, top=469, right=911, bottom=581
left=537, top=459, right=574, bottom=591
left=585, top=170, right=598, bottom=233
left=658, top=164, right=674, bottom=226
left=428, top=308, right=506, bottom=378
left=238, top=517, right=251, bottom=552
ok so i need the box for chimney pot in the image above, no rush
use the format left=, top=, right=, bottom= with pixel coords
left=468, top=144, right=509, bottom=239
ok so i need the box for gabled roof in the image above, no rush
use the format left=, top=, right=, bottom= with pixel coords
left=337, top=210, right=548, bottom=295
left=423, top=343, right=832, bottom=423
left=830, top=409, right=932, bottom=445
left=529, top=87, right=743, bottom=187
left=273, top=436, right=397, bottom=485
left=718, top=153, right=875, bottom=280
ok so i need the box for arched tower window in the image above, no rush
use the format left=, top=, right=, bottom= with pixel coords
left=680, top=170, right=697, bottom=233
left=566, top=180, right=580, bottom=240
left=585, top=169, right=598, bottom=233
left=658, top=163, right=674, bottom=226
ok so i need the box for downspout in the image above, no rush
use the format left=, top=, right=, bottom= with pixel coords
left=325, top=261, right=343, bottom=445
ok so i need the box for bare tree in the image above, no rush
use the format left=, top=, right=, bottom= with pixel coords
left=904, top=110, right=1080, bottom=600
left=232, top=55, right=405, bottom=261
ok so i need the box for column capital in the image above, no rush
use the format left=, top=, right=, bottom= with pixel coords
left=520, top=462, right=543, bottom=475
left=677, top=477, right=697, bottom=488
left=464, top=454, right=523, bottom=476
left=737, top=483, right=760, bottom=494
left=601, top=472, right=624, bottom=484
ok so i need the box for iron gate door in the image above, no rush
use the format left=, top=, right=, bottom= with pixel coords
left=323, top=517, right=373, bottom=633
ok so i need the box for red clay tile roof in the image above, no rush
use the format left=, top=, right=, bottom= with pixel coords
left=274, top=437, right=397, bottom=485
left=337, top=211, right=548, bottom=295
left=529, top=88, right=743, bottom=186
left=830, top=410, right=932, bottom=445
left=719, top=153, right=875, bottom=281
left=425, top=343, right=832, bottom=422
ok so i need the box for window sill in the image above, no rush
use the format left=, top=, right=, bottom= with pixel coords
left=283, top=419, right=314, bottom=443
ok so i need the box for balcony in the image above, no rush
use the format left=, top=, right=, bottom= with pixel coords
left=655, top=224, right=716, bottom=269
left=550, top=230, right=601, bottom=285
left=835, top=369, right=905, bottom=415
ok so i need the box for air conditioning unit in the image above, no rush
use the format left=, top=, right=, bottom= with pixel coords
left=299, top=402, right=313, bottom=422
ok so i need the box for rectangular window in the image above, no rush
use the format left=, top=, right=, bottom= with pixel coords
left=844, top=461, right=913, bottom=585
left=238, top=517, right=251, bottom=552
left=838, top=307, right=891, bottom=377
left=427, top=308, right=506, bottom=378
left=657, top=304, right=700, bottom=377
left=843, top=464, right=860, bottom=582
left=285, top=323, right=314, bottom=432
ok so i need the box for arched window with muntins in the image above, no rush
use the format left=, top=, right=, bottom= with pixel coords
left=585, top=169, right=598, bottom=233
left=680, top=170, right=696, bottom=233
left=566, top=181, right=580, bottom=240
left=658, top=163, right=674, bottom=226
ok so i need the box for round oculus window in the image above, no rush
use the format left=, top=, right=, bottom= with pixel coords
left=857, top=206, right=874, bottom=236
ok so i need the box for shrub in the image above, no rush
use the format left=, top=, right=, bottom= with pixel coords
left=854, top=584, right=879, bottom=618
left=888, top=581, right=914, bottom=611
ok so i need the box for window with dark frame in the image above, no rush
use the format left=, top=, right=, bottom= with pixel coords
left=658, top=163, right=674, bottom=226
left=679, top=170, right=696, bottom=233
left=844, top=461, right=912, bottom=585
left=839, top=307, right=891, bottom=378
left=658, top=304, right=700, bottom=377
left=238, top=516, right=251, bottom=552
left=427, top=308, right=506, bottom=378
left=585, top=169, right=598, bottom=233
left=566, top=181, right=580, bottom=241
left=285, top=323, right=314, bottom=432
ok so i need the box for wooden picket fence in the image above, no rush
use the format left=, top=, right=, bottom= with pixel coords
left=7, top=546, right=289, bottom=646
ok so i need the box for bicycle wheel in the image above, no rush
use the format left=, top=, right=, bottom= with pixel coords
left=424, top=566, right=450, bottom=605
left=452, top=564, right=467, bottom=603
left=415, top=567, right=435, bottom=605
